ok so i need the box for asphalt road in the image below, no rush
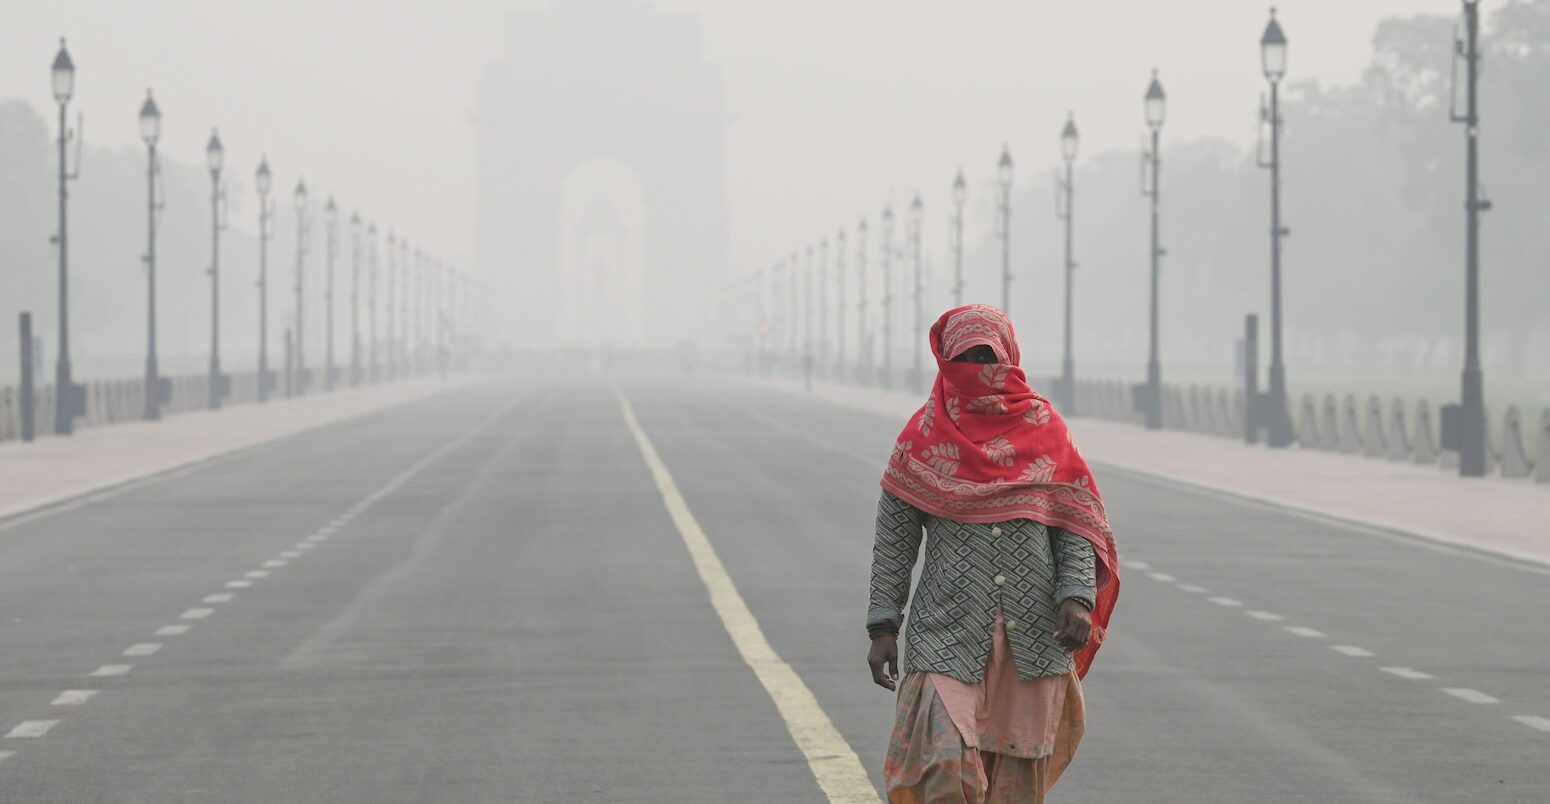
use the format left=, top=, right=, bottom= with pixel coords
left=1, top=376, right=1546, bottom=802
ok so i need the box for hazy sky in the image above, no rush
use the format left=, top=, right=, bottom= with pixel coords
left=3, top=0, right=1463, bottom=278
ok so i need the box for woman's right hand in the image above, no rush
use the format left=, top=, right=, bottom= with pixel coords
left=867, top=634, right=900, bottom=691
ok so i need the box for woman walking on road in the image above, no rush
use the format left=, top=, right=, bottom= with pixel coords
left=865, top=305, right=1120, bottom=803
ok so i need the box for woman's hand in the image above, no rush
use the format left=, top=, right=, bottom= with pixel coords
left=867, top=634, right=900, bottom=691
left=1054, top=599, right=1092, bottom=653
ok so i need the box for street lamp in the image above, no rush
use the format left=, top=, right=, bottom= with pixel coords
left=386, top=229, right=397, bottom=379
left=856, top=217, right=869, bottom=385
left=1450, top=0, right=1490, bottom=475
left=836, top=227, right=847, bottom=382
left=51, top=38, right=86, bottom=434
left=909, top=193, right=924, bottom=393
left=996, top=146, right=1013, bottom=313
left=803, top=244, right=813, bottom=370
left=256, top=156, right=274, bottom=402
left=324, top=196, right=338, bottom=391
left=139, top=90, right=164, bottom=421
left=1057, top=114, right=1079, bottom=414
left=293, top=179, right=309, bottom=395
left=404, top=243, right=414, bottom=375
left=367, top=222, right=378, bottom=383
left=952, top=170, right=966, bottom=307
left=1255, top=9, right=1294, bottom=447
left=819, top=238, right=829, bottom=379
left=881, top=204, right=894, bottom=389
left=206, top=128, right=228, bottom=409
left=788, top=250, right=798, bottom=371
left=1140, top=71, right=1166, bottom=430
left=350, top=210, right=362, bottom=386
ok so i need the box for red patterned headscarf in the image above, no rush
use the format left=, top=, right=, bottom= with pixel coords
left=879, top=305, right=1120, bottom=677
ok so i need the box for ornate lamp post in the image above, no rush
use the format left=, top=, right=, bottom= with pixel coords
left=323, top=196, right=338, bottom=390
left=1057, top=114, right=1079, bottom=413
left=909, top=194, right=924, bottom=393
left=293, top=179, right=310, bottom=394
left=1450, top=0, right=1489, bottom=475
left=350, top=211, right=362, bottom=386
left=996, top=147, right=1013, bottom=313
left=51, top=39, right=86, bottom=434
left=385, top=229, right=397, bottom=379
left=406, top=246, right=416, bottom=373
left=881, top=205, right=895, bottom=389
left=1258, top=9, right=1295, bottom=447
left=206, top=129, right=227, bottom=409
left=367, top=222, right=378, bottom=383
left=952, top=170, right=966, bottom=307
left=836, top=227, right=847, bottom=381
left=139, top=90, right=164, bottom=421
left=818, top=238, right=829, bottom=379
left=256, top=156, right=274, bottom=402
left=1140, top=71, right=1166, bottom=430
left=856, top=218, right=869, bottom=385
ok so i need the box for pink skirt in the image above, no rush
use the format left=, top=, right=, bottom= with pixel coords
left=883, top=611, right=1086, bottom=803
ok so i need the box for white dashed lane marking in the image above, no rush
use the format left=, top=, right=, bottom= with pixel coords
left=0, top=751, right=13, bottom=762
left=1124, top=558, right=1537, bottom=739
left=226, top=580, right=253, bottom=588
left=156, top=625, right=191, bottom=636
left=262, top=560, right=287, bottom=568
left=245, top=570, right=270, bottom=579
left=51, top=690, right=97, bottom=706
left=89, top=665, right=132, bottom=677
left=280, top=551, right=302, bottom=558
left=1443, top=688, right=1499, bottom=704
left=5, top=721, right=59, bottom=739
left=122, top=643, right=161, bottom=657
left=181, top=608, right=214, bottom=620
left=203, top=593, right=235, bottom=604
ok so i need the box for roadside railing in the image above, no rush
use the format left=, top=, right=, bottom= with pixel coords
left=1059, top=378, right=1550, bottom=485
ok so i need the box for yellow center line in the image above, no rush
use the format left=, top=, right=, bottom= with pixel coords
left=615, top=389, right=882, bottom=804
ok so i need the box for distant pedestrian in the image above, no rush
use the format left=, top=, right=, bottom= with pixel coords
left=865, top=305, right=1120, bottom=803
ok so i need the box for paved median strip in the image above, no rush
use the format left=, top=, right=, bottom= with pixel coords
left=617, top=390, right=881, bottom=804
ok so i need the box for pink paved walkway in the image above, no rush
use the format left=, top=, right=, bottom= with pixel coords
left=741, top=376, right=1550, bottom=568
left=0, top=376, right=486, bottom=522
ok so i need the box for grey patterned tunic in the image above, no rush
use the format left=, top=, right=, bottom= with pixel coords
left=868, top=490, right=1097, bottom=683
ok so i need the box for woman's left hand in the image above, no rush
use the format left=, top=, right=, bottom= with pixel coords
left=1054, top=599, right=1092, bottom=653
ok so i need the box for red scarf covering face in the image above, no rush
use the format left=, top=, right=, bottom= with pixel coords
left=880, top=305, right=1120, bottom=678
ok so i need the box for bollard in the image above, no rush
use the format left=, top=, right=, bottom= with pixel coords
left=1320, top=395, right=1341, bottom=451
left=1500, top=406, right=1533, bottom=479
left=1413, top=400, right=1439, bottom=465
left=1297, top=394, right=1319, bottom=448
left=1387, top=398, right=1412, bottom=461
left=1535, top=410, right=1550, bottom=484
left=1363, top=396, right=1387, bottom=458
left=1340, top=394, right=1364, bottom=454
